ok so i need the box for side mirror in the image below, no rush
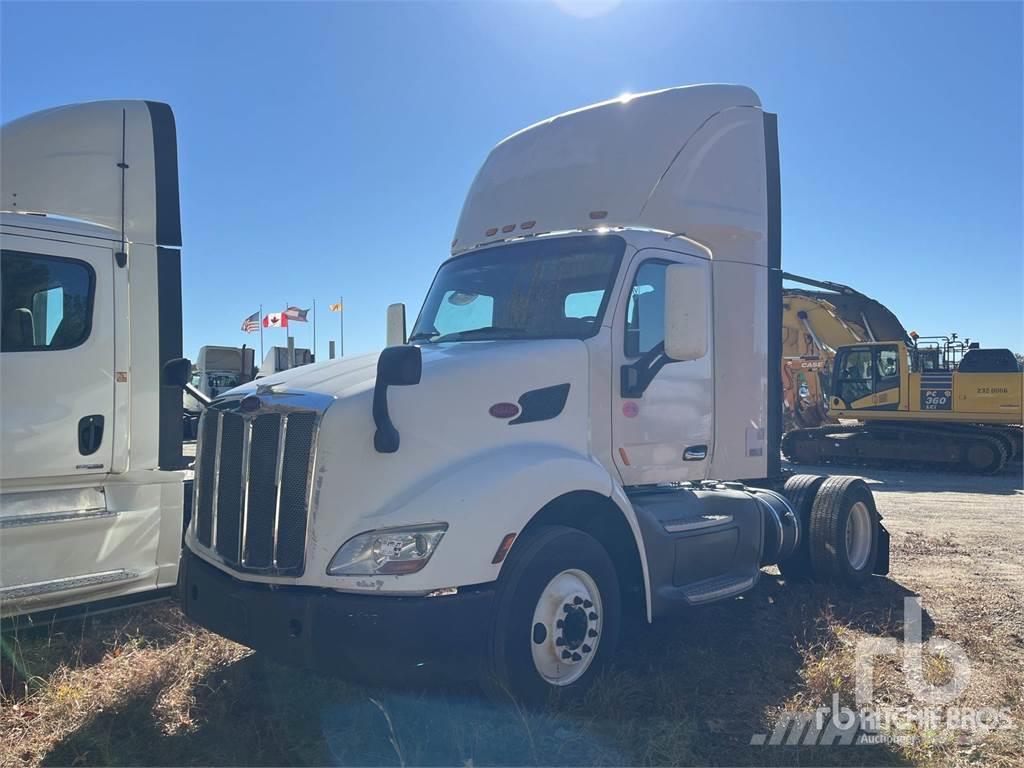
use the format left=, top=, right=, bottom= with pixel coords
left=386, top=303, right=407, bottom=346
left=377, top=344, right=422, bottom=387
left=163, top=357, right=192, bottom=388
left=373, top=345, right=422, bottom=453
left=664, top=264, right=708, bottom=362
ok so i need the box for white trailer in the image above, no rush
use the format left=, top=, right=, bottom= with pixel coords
left=0, top=101, right=189, bottom=619
left=173, top=85, right=889, bottom=701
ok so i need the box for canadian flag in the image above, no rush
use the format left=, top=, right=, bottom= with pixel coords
left=263, top=312, right=288, bottom=328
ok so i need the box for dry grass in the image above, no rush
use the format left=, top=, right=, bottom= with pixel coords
left=4, top=573, right=1018, bottom=768
left=3, top=465, right=1022, bottom=766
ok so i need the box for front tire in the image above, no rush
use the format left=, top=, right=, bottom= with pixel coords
left=484, top=525, right=620, bottom=705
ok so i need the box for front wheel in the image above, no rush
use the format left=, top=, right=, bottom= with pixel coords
left=484, top=525, right=620, bottom=705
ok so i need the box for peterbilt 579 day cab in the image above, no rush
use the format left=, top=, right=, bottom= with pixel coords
left=181, top=85, right=890, bottom=701
left=0, top=101, right=189, bottom=619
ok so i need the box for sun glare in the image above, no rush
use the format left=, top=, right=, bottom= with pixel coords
left=553, top=0, right=623, bottom=19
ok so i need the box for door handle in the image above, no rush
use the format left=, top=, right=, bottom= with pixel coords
left=78, top=415, right=105, bottom=455
left=683, top=444, right=707, bottom=461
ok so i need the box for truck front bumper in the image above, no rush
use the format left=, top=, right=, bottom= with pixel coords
left=180, top=547, right=495, bottom=684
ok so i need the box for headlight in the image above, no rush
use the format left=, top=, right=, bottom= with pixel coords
left=327, top=524, right=448, bottom=576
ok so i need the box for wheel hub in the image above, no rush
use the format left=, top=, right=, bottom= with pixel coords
left=530, top=569, right=602, bottom=685
left=845, top=500, right=872, bottom=571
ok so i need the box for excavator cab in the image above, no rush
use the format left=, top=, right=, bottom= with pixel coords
left=830, top=342, right=904, bottom=412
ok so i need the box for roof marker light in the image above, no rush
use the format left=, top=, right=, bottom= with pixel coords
left=485, top=227, right=498, bottom=237
left=589, top=210, right=608, bottom=220
left=521, top=220, right=536, bottom=230
left=501, top=224, right=515, bottom=233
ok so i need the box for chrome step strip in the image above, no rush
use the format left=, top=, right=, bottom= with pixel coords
left=663, top=514, right=733, bottom=533
left=682, top=574, right=756, bottom=604
left=0, top=569, right=140, bottom=601
left=0, top=507, right=115, bottom=530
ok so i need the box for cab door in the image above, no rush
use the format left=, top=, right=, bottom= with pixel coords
left=1, top=236, right=115, bottom=480
left=612, top=249, right=713, bottom=485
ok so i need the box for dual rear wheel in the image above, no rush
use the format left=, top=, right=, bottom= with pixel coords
left=779, top=474, right=881, bottom=585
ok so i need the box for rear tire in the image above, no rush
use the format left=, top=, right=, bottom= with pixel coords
left=778, top=474, right=826, bottom=580
left=808, top=476, right=879, bottom=586
left=483, top=525, right=620, bottom=705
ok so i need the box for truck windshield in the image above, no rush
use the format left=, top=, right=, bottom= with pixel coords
left=410, top=235, right=625, bottom=343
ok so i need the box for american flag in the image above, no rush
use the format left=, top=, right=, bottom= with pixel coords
left=241, top=311, right=260, bottom=333
left=284, top=306, right=310, bottom=322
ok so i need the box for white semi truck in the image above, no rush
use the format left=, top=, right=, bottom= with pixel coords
left=0, top=101, right=190, bottom=619
left=180, top=85, right=889, bottom=701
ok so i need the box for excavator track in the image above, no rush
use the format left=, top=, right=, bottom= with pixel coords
left=782, top=422, right=1014, bottom=475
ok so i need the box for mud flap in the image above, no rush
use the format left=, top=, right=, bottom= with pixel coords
left=872, top=521, right=890, bottom=575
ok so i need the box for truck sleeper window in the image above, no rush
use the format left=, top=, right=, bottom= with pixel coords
left=1, top=250, right=95, bottom=352
left=411, top=235, right=625, bottom=343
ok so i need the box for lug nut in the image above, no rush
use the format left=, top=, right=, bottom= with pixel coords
left=583, top=600, right=593, bottom=609
left=588, top=611, right=598, bottom=621
left=571, top=652, right=582, bottom=662
left=563, top=604, right=572, bottom=613
left=556, top=619, right=564, bottom=628
left=561, top=650, right=572, bottom=660
left=556, top=637, right=565, bottom=647
left=573, top=596, right=583, bottom=605
left=588, top=629, right=597, bottom=638
left=582, top=644, right=592, bottom=653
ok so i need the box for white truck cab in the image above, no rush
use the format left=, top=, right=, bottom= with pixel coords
left=0, top=101, right=189, bottom=619
left=180, top=85, right=889, bottom=701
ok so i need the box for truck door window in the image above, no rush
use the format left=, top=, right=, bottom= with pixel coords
left=625, top=261, right=667, bottom=357
left=1, top=250, right=95, bottom=352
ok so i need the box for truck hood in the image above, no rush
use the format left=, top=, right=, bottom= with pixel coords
left=233, top=339, right=587, bottom=402
left=218, top=339, right=595, bottom=587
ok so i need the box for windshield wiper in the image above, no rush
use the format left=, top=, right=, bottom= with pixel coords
left=432, top=326, right=528, bottom=342
left=407, top=331, right=439, bottom=343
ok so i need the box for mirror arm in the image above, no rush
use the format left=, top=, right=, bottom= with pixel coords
left=372, top=378, right=401, bottom=453
left=620, top=342, right=672, bottom=398
left=184, top=382, right=212, bottom=408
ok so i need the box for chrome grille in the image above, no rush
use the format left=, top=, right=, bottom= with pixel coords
left=192, top=402, right=322, bottom=576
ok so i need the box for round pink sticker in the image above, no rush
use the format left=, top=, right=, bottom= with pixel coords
left=622, top=401, right=639, bottom=418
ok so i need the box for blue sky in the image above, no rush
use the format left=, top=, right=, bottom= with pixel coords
left=2, top=1, right=1021, bottom=361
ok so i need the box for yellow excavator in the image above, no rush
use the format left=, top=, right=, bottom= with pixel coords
left=782, top=333, right=1023, bottom=473
left=782, top=274, right=909, bottom=429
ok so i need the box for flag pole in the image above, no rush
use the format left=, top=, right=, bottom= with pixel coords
left=313, top=298, right=317, bottom=362
left=340, top=295, right=344, bottom=357
left=259, top=303, right=264, bottom=361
